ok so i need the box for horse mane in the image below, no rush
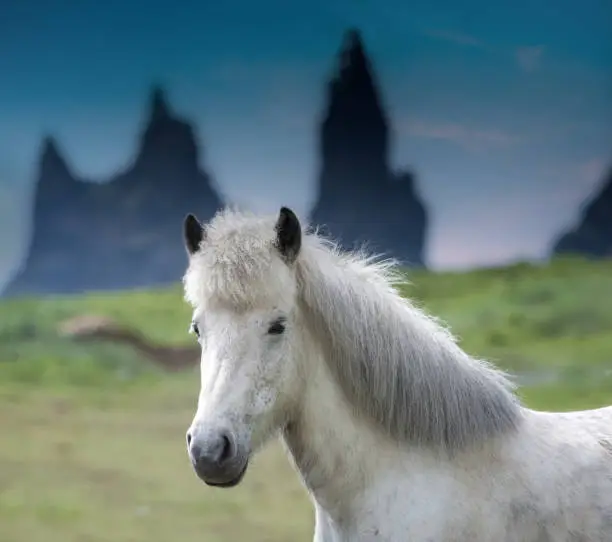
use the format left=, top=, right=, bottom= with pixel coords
left=184, top=208, right=523, bottom=453
left=296, top=233, right=523, bottom=452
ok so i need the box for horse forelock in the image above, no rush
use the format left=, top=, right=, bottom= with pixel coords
left=183, top=208, right=296, bottom=310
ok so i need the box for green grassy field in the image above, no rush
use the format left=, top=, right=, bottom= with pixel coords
left=1, top=256, right=612, bottom=541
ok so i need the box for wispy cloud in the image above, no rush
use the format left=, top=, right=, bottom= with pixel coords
left=400, top=118, right=523, bottom=152
left=515, top=45, right=545, bottom=72
left=421, top=28, right=483, bottom=47
left=423, top=28, right=548, bottom=75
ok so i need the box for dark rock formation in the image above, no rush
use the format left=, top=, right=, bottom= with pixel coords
left=310, top=29, right=428, bottom=267
left=552, top=165, right=612, bottom=258
left=3, top=87, right=223, bottom=297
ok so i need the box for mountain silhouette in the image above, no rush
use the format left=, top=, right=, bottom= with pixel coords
left=3, top=87, right=223, bottom=296
left=3, top=29, right=431, bottom=297
left=552, top=164, right=612, bottom=258
left=310, top=29, right=428, bottom=267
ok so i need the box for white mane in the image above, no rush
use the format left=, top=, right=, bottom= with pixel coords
left=183, top=208, right=523, bottom=453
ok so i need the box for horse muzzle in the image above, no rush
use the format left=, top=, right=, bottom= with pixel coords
left=186, top=427, right=250, bottom=488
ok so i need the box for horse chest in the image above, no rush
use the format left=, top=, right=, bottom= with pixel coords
left=312, top=476, right=467, bottom=541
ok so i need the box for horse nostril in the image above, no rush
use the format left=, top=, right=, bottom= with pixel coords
left=218, top=433, right=233, bottom=464
left=186, top=431, right=192, bottom=448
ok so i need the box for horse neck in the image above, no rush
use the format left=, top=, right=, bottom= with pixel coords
left=281, top=329, right=392, bottom=513
left=281, top=315, right=436, bottom=518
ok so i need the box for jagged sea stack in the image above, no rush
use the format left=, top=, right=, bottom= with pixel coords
left=4, top=87, right=223, bottom=296
left=310, top=29, right=428, bottom=267
left=552, top=165, right=612, bottom=258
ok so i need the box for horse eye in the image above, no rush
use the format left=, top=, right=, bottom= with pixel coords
left=268, top=319, right=286, bottom=335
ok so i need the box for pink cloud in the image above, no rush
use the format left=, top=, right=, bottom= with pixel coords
left=531, top=157, right=610, bottom=229
left=514, top=46, right=545, bottom=73
left=428, top=194, right=564, bottom=270
left=576, top=157, right=607, bottom=186
left=399, top=118, right=522, bottom=152
left=540, top=157, right=608, bottom=197
left=431, top=239, right=534, bottom=270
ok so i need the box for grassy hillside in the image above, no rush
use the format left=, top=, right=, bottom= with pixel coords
left=1, top=256, right=611, bottom=541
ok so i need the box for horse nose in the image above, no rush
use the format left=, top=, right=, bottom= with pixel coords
left=187, top=429, right=236, bottom=474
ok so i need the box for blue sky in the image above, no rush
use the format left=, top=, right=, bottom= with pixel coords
left=0, top=0, right=610, bottom=288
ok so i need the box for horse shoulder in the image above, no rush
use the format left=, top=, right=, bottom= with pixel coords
left=497, top=408, right=612, bottom=539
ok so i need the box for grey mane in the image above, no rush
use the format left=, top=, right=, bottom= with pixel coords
left=296, top=236, right=523, bottom=453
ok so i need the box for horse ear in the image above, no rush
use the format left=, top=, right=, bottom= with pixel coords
left=275, top=206, right=301, bottom=263
left=183, top=213, right=205, bottom=255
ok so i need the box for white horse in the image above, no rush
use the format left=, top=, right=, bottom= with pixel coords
left=181, top=206, right=612, bottom=541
